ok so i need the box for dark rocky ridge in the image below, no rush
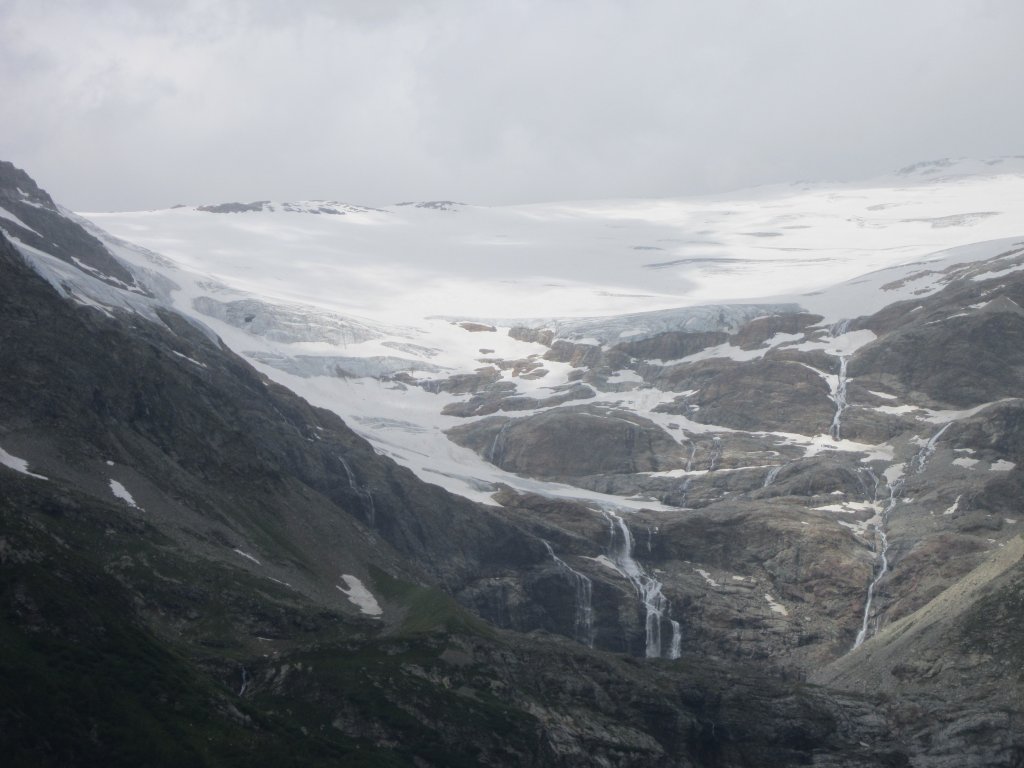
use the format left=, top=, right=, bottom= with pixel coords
left=2, top=162, right=1023, bottom=765
left=0, top=231, right=538, bottom=600
left=448, top=407, right=688, bottom=478
left=420, top=238, right=1024, bottom=764
left=0, top=225, right=915, bottom=765
left=197, top=200, right=272, bottom=213
left=651, top=358, right=835, bottom=433
left=0, top=160, right=143, bottom=292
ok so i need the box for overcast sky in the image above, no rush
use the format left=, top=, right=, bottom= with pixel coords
left=2, top=0, right=1023, bottom=211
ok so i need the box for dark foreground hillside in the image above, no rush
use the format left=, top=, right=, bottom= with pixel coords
left=1, top=160, right=1023, bottom=765
left=0, top=211, right=909, bottom=765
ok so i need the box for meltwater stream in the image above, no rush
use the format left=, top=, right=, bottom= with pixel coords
left=604, top=510, right=680, bottom=659
left=829, top=355, right=849, bottom=440
left=911, top=423, right=952, bottom=474
left=338, top=455, right=376, bottom=527
left=853, top=423, right=950, bottom=650
left=542, top=540, right=595, bottom=647
left=853, top=478, right=904, bottom=649
left=827, top=319, right=852, bottom=441
left=763, top=464, right=785, bottom=488
left=485, top=421, right=513, bottom=466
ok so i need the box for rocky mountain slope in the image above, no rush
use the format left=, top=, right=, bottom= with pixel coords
left=2, top=159, right=1023, bottom=764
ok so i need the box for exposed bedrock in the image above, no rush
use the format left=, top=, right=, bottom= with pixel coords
left=651, top=358, right=834, bottom=433
left=730, top=312, right=824, bottom=349
left=447, top=406, right=688, bottom=477
left=851, top=283, right=1024, bottom=408
left=441, top=382, right=595, bottom=417
left=612, top=330, right=729, bottom=361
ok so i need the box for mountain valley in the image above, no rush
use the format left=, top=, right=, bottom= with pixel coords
left=1, top=158, right=1023, bottom=765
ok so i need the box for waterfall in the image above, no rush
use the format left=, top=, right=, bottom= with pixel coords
left=542, top=540, right=595, bottom=647
left=677, top=477, right=692, bottom=507
left=338, top=455, right=376, bottom=527
left=829, top=355, right=849, bottom=441
left=685, top=443, right=698, bottom=472
left=763, top=464, right=784, bottom=488
left=858, top=467, right=880, bottom=500
left=830, top=318, right=853, bottom=336
left=485, top=420, right=512, bottom=466
left=852, top=478, right=904, bottom=649
left=853, top=526, right=889, bottom=649
left=604, top=510, right=679, bottom=659
left=910, top=423, right=951, bottom=474
left=708, top=437, right=722, bottom=472
left=238, top=666, right=250, bottom=697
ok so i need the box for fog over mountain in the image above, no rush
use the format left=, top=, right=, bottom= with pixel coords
left=3, top=1, right=1024, bottom=209
left=3, top=3, right=1024, bottom=766
left=2, top=152, right=1024, bottom=764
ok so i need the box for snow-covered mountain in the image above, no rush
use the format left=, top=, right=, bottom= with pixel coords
left=5, top=157, right=1024, bottom=764
left=61, top=156, right=1024, bottom=510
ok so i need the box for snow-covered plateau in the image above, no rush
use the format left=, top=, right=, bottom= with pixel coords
left=48, top=157, right=1020, bottom=510
left=6, top=156, right=1024, bottom=759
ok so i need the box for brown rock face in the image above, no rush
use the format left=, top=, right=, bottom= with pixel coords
left=420, top=367, right=505, bottom=394
left=441, top=382, right=594, bottom=417
left=447, top=407, right=687, bottom=477
left=731, top=312, right=824, bottom=349
left=851, top=311, right=1024, bottom=407
left=456, top=321, right=497, bottom=332
left=653, top=358, right=834, bottom=433
left=613, top=330, right=729, bottom=361
left=544, top=340, right=603, bottom=368
left=508, top=326, right=555, bottom=346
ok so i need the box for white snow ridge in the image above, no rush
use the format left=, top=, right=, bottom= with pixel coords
left=71, top=160, right=1024, bottom=510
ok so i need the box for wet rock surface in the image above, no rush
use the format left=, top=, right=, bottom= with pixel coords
left=2, top=163, right=1023, bottom=765
left=0, top=232, right=916, bottom=766
left=447, top=407, right=688, bottom=478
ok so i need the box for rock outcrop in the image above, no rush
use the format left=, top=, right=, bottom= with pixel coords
left=3, top=161, right=1024, bottom=765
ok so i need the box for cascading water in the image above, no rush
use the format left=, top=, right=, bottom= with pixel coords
left=542, top=540, right=595, bottom=647
left=338, top=455, right=376, bottom=527
left=827, top=318, right=853, bottom=441
left=829, top=355, right=849, bottom=440
left=851, top=423, right=949, bottom=647
left=858, top=467, right=880, bottom=499
left=853, top=478, right=904, bottom=649
left=685, top=443, right=698, bottom=472
left=852, top=421, right=947, bottom=651
left=604, top=510, right=680, bottom=659
left=677, top=477, right=692, bottom=507
left=830, top=318, right=852, bottom=336
left=911, top=423, right=951, bottom=474
left=708, top=437, right=722, bottom=472
left=486, top=420, right=512, bottom=466
left=763, top=464, right=784, bottom=488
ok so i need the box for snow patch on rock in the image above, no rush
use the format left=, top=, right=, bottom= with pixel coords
left=953, top=457, right=980, bottom=469
left=109, top=479, right=139, bottom=508
left=337, top=574, right=382, bottom=616
left=233, top=549, right=262, bottom=565
left=695, top=569, right=720, bottom=587
left=0, top=445, right=47, bottom=480
left=765, top=594, right=789, bottom=616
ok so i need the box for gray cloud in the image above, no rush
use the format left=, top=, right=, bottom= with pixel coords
left=2, top=0, right=1023, bottom=210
